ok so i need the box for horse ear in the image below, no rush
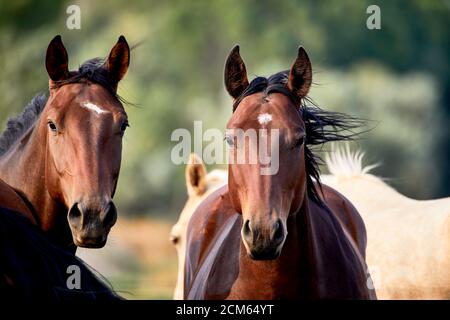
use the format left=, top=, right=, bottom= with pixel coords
left=224, top=45, right=249, bottom=99
left=186, top=153, right=207, bottom=196
left=104, top=35, right=130, bottom=88
left=288, top=47, right=312, bottom=99
left=46, top=35, right=69, bottom=82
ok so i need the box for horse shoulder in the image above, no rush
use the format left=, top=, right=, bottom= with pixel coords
left=184, top=185, right=241, bottom=299
left=308, top=197, right=375, bottom=299
left=319, top=182, right=367, bottom=259
left=0, top=178, right=36, bottom=225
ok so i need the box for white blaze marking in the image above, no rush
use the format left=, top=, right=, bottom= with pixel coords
left=81, top=101, right=108, bottom=115
left=258, top=113, right=272, bottom=125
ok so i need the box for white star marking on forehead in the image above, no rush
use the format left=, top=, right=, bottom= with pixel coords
left=257, top=113, right=272, bottom=125
left=81, top=101, right=109, bottom=115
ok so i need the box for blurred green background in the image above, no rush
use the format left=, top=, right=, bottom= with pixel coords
left=0, top=0, right=449, bottom=298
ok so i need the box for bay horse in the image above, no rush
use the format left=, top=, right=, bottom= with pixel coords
left=0, top=178, right=35, bottom=223
left=173, top=161, right=368, bottom=299
left=0, top=35, right=130, bottom=252
left=322, top=145, right=450, bottom=299
left=184, top=46, right=376, bottom=299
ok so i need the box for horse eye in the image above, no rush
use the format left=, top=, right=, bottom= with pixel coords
left=120, top=121, right=129, bottom=133
left=47, top=120, right=57, bottom=132
left=225, top=136, right=234, bottom=147
left=293, top=136, right=305, bottom=148
left=170, top=234, right=179, bottom=245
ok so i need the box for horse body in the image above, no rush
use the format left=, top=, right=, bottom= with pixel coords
left=174, top=162, right=368, bottom=298
left=0, top=207, right=119, bottom=300
left=185, top=185, right=373, bottom=299
left=0, top=178, right=35, bottom=224
left=184, top=46, right=375, bottom=299
left=322, top=148, right=450, bottom=299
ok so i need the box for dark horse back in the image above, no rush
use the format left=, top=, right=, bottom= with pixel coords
left=0, top=207, right=120, bottom=301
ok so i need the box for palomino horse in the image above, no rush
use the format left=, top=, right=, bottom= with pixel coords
left=0, top=35, right=130, bottom=252
left=184, top=46, right=376, bottom=299
left=322, top=145, right=450, bottom=299
left=170, top=153, right=227, bottom=299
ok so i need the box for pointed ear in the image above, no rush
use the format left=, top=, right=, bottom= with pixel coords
left=103, top=35, right=130, bottom=88
left=185, top=153, right=207, bottom=196
left=287, top=47, right=312, bottom=99
left=224, top=45, right=249, bottom=99
left=46, top=35, right=69, bottom=82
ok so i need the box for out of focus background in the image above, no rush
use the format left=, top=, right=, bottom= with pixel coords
left=0, top=0, right=449, bottom=299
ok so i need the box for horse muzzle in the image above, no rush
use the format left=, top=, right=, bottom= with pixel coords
left=67, top=200, right=117, bottom=248
left=241, top=218, right=286, bottom=260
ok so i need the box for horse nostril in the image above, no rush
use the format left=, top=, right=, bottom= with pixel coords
left=244, top=219, right=251, bottom=234
left=68, top=202, right=82, bottom=225
left=273, top=219, right=284, bottom=243
left=102, top=201, right=117, bottom=229
left=242, top=219, right=252, bottom=242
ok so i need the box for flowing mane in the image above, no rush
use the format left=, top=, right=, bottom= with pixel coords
left=0, top=94, right=47, bottom=156
left=233, top=71, right=366, bottom=205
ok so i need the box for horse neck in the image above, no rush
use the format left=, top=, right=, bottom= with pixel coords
left=230, top=195, right=372, bottom=299
left=0, top=118, right=75, bottom=252
left=230, top=199, right=313, bottom=299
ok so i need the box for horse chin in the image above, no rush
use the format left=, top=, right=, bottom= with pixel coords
left=247, top=247, right=282, bottom=261
left=75, top=239, right=107, bottom=249
left=72, top=230, right=109, bottom=248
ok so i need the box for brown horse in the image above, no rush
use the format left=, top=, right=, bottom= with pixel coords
left=184, top=46, right=376, bottom=299
left=0, top=178, right=35, bottom=226
left=0, top=35, right=130, bottom=252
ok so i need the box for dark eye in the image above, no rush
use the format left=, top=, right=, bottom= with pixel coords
left=170, top=234, right=179, bottom=245
left=120, top=121, right=129, bottom=133
left=47, top=120, right=57, bottom=132
left=225, top=135, right=234, bottom=147
left=293, top=135, right=305, bottom=148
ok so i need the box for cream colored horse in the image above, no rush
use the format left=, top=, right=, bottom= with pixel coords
left=322, top=146, right=450, bottom=299
left=170, top=154, right=227, bottom=299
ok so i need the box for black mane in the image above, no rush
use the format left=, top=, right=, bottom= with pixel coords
left=233, top=71, right=366, bottom=206
left=0, top=94, right=47, bottom=156
left=0, top=58, right=122, bottom=157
